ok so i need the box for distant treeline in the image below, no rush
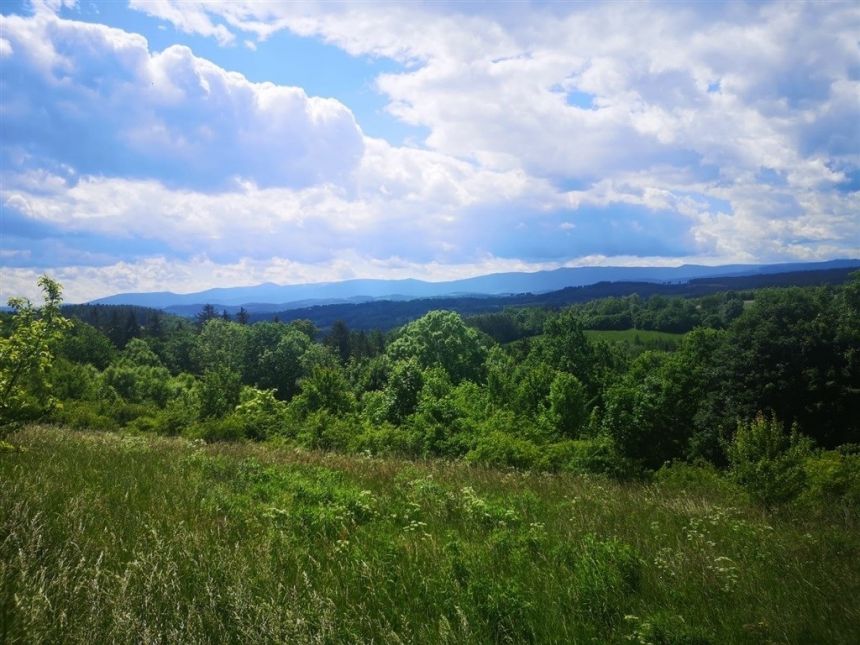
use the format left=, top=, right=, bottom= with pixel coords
left=241, top=267, right=858, bottom=330
left=57, top=267, right=857, bottom=351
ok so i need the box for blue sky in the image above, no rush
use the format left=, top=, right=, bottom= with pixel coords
left=1, top=0, right=858, bottom=301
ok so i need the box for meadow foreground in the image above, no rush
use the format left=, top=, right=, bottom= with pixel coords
left=2, top=426, right=857, bottom=644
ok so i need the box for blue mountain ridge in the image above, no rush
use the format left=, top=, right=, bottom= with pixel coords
left=88, top=259, right=860, bottom=309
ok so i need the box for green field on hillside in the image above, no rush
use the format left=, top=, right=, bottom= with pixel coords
left=584, top=328, right=685, bottom=349
left=2, top=426, right=858, bottom=644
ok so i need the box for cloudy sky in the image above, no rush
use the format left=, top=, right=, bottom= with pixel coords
left=1, top=0, right=858, bottom=301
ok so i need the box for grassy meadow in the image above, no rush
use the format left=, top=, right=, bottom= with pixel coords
left=583, top=328, right=684, bottom=352
left=2, top=426, right=858, bottom=643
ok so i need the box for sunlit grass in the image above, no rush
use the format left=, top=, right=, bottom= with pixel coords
left=584, top=328, right=684, bottom=347
left=2, top=426, right=858, bottom=643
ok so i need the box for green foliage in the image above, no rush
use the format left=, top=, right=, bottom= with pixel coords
left=535, top=436, right=631, bottom=476
left=795, top=450, right=860, bottom=519
left=538, top=310, right=595, bottom=379
left=545, top=371, right=588, bottom=438
left=726, top=414, right=812, bottom=507
left=246, top=325, right=311, bottom=399
left=387, top=310, right=488, bottom=383
left=50, top=399, right=114, bottom=431
left=53, top=319, right=114, bottom=369
left=573, top=534, right=642, bottom=626
left=101, top=363, right=172, bottom=406
left=193, top=318, right=248, bottom=374
left=601, top=351, right=675, bottom=468
left=119, top=337, right=164, bottom=367
left=602, top=329, right=729, bottom=469
left=382, top=358, right=424, bottom=424
left=234, top=387, right=289, bottom=440
left=293, top=365, right=355, bottom=416
left=3, top=427, right=860, bottom=643
left=294, top=410, right=359, bottom=451
left=351, top=419, right=422, bottom=456
left=654, top=461, right=747, bottom=504
left=0, top=276, right=71, bottom=427
left=466, top=431, right=542, bottom=469
left=724, top=286, right=860, bottom=447
left=47, top=358, right=101, bottom=402
left=196, top=366, right=241, bottom=419
left=189, top=414, right=247, bottom=442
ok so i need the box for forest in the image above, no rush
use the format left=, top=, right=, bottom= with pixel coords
left=2, top=275, right=859, bottom=642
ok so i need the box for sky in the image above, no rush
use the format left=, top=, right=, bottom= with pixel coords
left=1, top=0, right=858, bottom=302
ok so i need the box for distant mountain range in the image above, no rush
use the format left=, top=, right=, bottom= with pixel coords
left=240, top=266, right=860, bottom=331
left=88, top=259, right=860, bottom=312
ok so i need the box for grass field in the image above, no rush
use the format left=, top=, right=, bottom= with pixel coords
left=584, top=328, right=685, bottom=350
left=2, top=426, right=858, bottom=643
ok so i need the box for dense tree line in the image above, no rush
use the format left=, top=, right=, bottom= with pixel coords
left=2, top=274, right=859, bottom=507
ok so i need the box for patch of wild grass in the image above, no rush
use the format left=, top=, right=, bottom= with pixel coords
left=2, top=426, right=858, bottom=643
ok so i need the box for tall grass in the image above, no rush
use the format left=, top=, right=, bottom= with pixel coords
left=584, top=328, right=684, bottom=351
left=2, top=426, right=858, bottom=643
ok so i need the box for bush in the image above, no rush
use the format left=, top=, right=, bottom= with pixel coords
left=351, top=421, right=422, bottom=456
left=795, top=451, right=860, bottom=520
left=726, top=413, right=812, bottom=508
left=654, top=461, right=747, bottom=504
left=234, top=387, right=289, bottom=440
left=50, top=399, right=114, bottom=431
left=536, top=436, right=633, bottom=476
left=101, top=364, right=172, bottom=407
left=196, top=367, right=241, bottom=419
left=466, top=431, right=541, bottom=470
left=186, top=415, right=246, bottom=442
left=294, top=410, right=358, bottom=451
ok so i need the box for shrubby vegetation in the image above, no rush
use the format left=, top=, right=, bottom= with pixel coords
left=2, top=273, right=859, bottom=506
left=2, top=274, right=859, bottom=640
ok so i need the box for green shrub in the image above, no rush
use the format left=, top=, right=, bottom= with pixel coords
left=50, top=399, right=113, bottom=431
left=795, top=451, right=860, bottom=520
left=295, top=410, right=358, bottom=451
left=196, top=367, right=241, bottom=419
left=655, top=461, right=747, bottom=503
left=536, top=436, right=632, bottom=476
left=352, top=421, right=422, bottom=456
left=47, top=358, right=101, bottom=401
left=466, top=431, right=541, bottom=470
left=187, top=415, right=246, bottom=442
left=726, top=413, right=812, bottom=507
left=234, top=387, right=288, bottom=440
left=106, top=399, right=158, bottom=426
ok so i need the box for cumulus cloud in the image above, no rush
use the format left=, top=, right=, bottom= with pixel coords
left=120, top=2, right=860, bottom=260
left=0, top=136, right=560, bottom=270
left=0, top=11, right=363, bottom=189
left=1, top=3, right=858, bottom=300
left=125, top=2, right=860, bottom=176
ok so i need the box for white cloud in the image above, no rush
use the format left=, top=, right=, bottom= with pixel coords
left=0, top=138, right=555, bottom=266
left=0, top=11, right=363, bottom=189
left=128, top=0, right=234, bottom=46
left=125, top=2, right=859, bottom=178
left=2, top=4, right=858, bottom=300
